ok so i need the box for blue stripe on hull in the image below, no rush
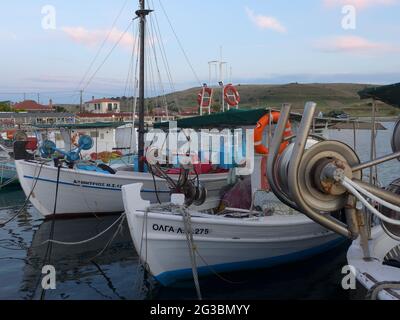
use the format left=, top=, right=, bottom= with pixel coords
left=155, top=237, right=346, bottom=286
left=23, top=175, right=171, bottom=193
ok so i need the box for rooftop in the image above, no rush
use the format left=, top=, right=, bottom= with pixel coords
left=85, top=98, right=119, bottom=104
left=77, top=112, right=133, bottom=118
left=13, top=100, right=53, bottom=111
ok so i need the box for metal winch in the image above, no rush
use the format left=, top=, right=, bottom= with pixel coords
left=267, top=102, right=400, bottom=244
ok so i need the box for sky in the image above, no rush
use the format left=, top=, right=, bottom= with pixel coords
left=0, top=0, right=399, bottom=103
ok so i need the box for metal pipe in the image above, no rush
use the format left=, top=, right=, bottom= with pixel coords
left=352, top=151, right=400, bottom=172
left=352, top=179, right=400, bottom=207
left=345, top=195, right=360, bottom=239
left=287, top=102, right=352, bottom=238
left=266, top=103, right=299, bottom=210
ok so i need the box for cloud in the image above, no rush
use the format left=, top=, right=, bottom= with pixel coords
left=245, top=7, right=286, bottom=33
left=0, top=31, right=17, bottom=41
left=62, top=26, right=135, bottom=49
left=315, top=35, right=399, bottom=53
left=323, top=0, right=398, bottom=9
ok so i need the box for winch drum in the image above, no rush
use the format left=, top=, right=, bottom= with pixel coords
left=392, top=120, right=400, bottom=159
left=275, top=140, right=361, bottom=213
left=381, top=178, right=400, bottom=240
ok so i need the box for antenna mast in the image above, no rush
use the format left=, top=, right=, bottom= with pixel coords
left=136, top=0, right=152, bottom=172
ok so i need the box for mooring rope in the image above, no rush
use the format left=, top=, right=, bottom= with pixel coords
left=40, top=214, right=126, bottom=247
left=0, top=161, right=46, bottom=228
left=179, top=207, right=202, bottom=300
left=40, top=164, right=61, bottom=301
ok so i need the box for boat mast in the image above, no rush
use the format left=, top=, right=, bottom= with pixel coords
left=136, top=0, right=152, bottom=172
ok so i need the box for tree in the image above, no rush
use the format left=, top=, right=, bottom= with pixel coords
left=0, top=101, right=12, bottom=112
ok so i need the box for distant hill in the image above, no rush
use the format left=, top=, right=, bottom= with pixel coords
left=119, top=83, right=398, bottom=117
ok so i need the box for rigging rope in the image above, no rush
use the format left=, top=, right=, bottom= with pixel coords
left=83, top=20, right=136, bottom=91
left=157, top=0, right=202, bottom=86
left=76, top=0, right=130, bottom=91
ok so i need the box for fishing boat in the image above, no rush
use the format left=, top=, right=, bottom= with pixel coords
left=0, top=130, right=38, bottom=190
left=264, top=90, right=400, bottom=300
left=16, top=157, right=228, bottom=217
left=347, top=225, right=400, bottom=300
left=122, top=102, right=347, bottom=286
left=14, top=0, right=234, bottom=217
left=123, top=183, right=343, bottom=286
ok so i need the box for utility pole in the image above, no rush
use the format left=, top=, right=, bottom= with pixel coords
left=79, top=90, right=83, bottom=113
left=37, top=93, right=40, bottom=104
left=136, top=0, right=152, bottom=172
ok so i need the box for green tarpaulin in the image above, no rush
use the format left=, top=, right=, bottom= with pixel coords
left=33, top=122, right=130, bottom=129
left=154, top=108, right=269, bottom=129
left=358, top=83, right=400, bottom=108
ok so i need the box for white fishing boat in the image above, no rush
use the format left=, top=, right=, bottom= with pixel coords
left=347, top=225, right=400, bottom=300
left=122, top=183, right=343, bottom=286
left=16, top=159, right=228, bottom=217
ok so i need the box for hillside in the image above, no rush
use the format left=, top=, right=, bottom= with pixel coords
left=123, top=83, right=399, bottom=117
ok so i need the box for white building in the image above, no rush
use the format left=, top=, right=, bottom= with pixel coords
left=84, top=98, right=121, bottom=114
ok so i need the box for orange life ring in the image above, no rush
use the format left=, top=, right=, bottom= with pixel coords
left=224, top=84, right=240, bottom=107
left=254, top=111, right=292, bottom=155
left=197, top=87, right=213, bottom=107
left=6, top=130, right=16, bottom=140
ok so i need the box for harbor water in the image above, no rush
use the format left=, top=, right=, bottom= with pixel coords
left=0, top=123, right=398, bottom=300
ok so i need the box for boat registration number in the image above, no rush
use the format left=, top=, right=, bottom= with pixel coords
left=152, top=224, right=210, bottom=235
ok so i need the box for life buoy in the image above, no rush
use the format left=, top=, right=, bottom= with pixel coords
left=254, top=111, right=292, bottom=155
left=224, top=84, right=240, bottom=107
left=197, top=87, right=213, bottom=107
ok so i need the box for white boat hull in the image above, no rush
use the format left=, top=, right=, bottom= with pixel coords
left=123, top=184, right=344, bottom=286
left=15, top=160, right=228, bottom=217
left=347, top=226, right=400, bottom=300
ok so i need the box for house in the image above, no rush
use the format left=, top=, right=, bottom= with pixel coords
left=12, top=100, right=54, bottom=112
left=147, top=107, right=176, bottom=123
left=178, top=106, right=200, bottom=119
left=77, top=112, right=134, bottom=123
left=84, top=98, right=121, bottom=114
left=0, top=112, right=76, bottom=128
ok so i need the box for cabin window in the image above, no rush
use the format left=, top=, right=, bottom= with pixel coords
left=108, top=103, right=112, bottom=111
left=90, top=131, right=99, bottom=138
